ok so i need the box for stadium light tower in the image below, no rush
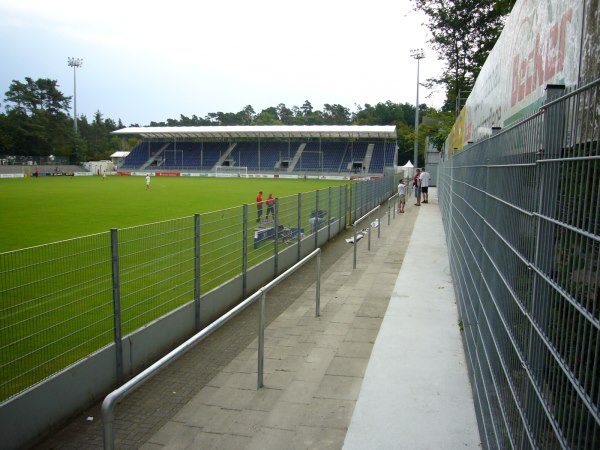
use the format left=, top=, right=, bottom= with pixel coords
left=67, top=57, right=83, bottom=135
left=410, top=49, right=425, bottom=170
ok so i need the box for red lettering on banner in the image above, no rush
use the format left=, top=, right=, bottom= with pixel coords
left=557, top=10, right=571, bottom=72
left=510, top=8, right=573, bottom=107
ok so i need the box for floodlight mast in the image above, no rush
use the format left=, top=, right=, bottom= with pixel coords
left=410, top=49, right=424, bottom=170
left=67, top=57, right=83, bottom=135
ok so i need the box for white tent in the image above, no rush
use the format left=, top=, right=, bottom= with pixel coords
left=401, top=160, right=415, bottom=179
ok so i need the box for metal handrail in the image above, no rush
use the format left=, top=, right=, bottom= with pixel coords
left=102, top=248, right=321, bottom=450
left=387, top=193, right=399, bottom=225
left=352, top=205, right=380, bottom=269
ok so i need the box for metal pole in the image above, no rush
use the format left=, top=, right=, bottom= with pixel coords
left=110, top=229, right=124, bottom=385
left=242, top=204, right=248, bottom=295
left=411, top=49, right=424, bottom=170
left=316, top=250, right=321, bottom=317
left=314, top=190, right=319, bottom=249
left=327, top=186, right=332, bottom=241
left=73, top=64, right=77, bottom=135
left=353, top=224, right=358, bottom=269
left=274, top=201, right=279, bottom=276
left=194, top=214, right=201, bottom=331
left=338, top=185, right=343, bottom=228
left=345, top=184, right=349, bottom=227
left=258, top=291, right=265, bottom=389
left=67, top=57, right=83, bottom=135
left=297, top=193, right=302, bottom=261
left=368, top=220, right=372, bottom=252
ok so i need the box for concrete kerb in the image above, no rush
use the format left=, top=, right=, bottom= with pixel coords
left=343, top=192, right=481, bottom=450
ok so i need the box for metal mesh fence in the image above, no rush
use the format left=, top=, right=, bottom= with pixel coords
left=200, top=206, right=245, bottom=292
left=0, top=179, right=394, bottom=402
left=438, top=80, right=599, bottom=449
left=0, top=233, right=113, bottom=402
left=118, top=217, right=197, bottom=334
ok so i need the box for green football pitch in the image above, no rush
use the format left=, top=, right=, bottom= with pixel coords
left=0, top=175, right=351, bottom=253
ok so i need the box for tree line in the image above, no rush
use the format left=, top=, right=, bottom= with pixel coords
left=0, top=79, right=453, bottom=166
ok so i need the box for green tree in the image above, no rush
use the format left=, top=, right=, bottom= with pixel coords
left=419, top=109, right=455, bottom=151
left=254, top=107, right=281, bottom=125
left=396, top=122, right=416, bottom=165
left=3, top=77, right=72, bottom=158
left=322, top=103, right=351, bottom=125
left=413, top=0, right=515, bottom=111
left=354, top=101, right=415, bottom=125
left=239, top=105, right=256, bottom=125
left=300, top=100, right=314, bottom=116
left=4, top=77, right=70, bottom=116
left=276, top=103, right=294, bottom=124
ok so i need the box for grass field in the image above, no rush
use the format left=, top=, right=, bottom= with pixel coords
left=0, top=174, right=354, bottom=401
left=0, top=175, right=350, bottom=253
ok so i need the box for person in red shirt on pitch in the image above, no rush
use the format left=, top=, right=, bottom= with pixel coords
left=256, top=191, right=264, bottom=222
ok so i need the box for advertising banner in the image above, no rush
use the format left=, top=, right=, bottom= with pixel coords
left=448, top=0, right=596, bottom=151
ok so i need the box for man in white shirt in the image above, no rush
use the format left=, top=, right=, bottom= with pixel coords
left=419, top=168, right=431, bottom=203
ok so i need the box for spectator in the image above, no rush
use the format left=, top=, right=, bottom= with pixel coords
left=256, top=191, right=263, bottom=222
left=397, top=178, right=406, bottom=213
left=413, top=168, right=421, bottom=206
left=420, top=167, right=431, bottom=203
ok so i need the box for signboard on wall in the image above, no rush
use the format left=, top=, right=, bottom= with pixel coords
left=447, top=0, right=597, bottom=152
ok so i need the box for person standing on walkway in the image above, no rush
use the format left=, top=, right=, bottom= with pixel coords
left=420, top=167, right=431, bottom=203
left=256, top=191, right=264, bottom=222
left=413, top=168, right=421, bottom=206
left=146, top=173, right=151, bottom=190
left=397, top=178, right=406, bottom=213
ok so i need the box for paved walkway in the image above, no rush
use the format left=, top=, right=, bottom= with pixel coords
left=39, top=190, right=479, bottom=449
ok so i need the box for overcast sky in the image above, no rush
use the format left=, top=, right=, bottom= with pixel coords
left=0, top=0, right=445, bottom=127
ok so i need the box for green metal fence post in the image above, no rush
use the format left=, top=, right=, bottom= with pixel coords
left=314, top=189, right=319, bottom=249
left=110, top=228, right=124, bottom=385
left=328, top=186, right=332, bottom=241
left=194, top=214, right=201, bottom=331
left=242, top=204, right=248, bottom=296
left=274, top=201, right=279, bottom=276
left=297, top=193, right=302, bottom=261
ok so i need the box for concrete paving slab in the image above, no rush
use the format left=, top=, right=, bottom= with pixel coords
left=326, top=356, right=369, bottom=378
left=279, top=380, right=321, bottom=404
left=292, top=425, right=347, bottom=449
left=315, top=375, right=363, bottom=401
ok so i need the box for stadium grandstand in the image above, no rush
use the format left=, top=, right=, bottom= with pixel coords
left=112, top=125, right=398, bottom=175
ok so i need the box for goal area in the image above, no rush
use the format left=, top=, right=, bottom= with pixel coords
left=215, top=166, right=248, bottom=178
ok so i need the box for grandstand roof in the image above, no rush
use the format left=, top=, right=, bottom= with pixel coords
left=112, top=125, right=397, bottom=140
left=110, top=151, right=130, bottom=158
